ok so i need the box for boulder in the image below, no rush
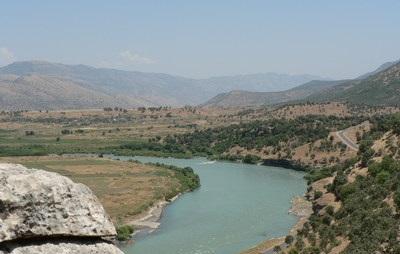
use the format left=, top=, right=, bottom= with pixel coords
left=0, top=163, right=116, bottom=242
left=0, top=163, right=122, bottom=254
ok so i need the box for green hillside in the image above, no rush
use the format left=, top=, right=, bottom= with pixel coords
left=306, top=62, right=400, bottom=106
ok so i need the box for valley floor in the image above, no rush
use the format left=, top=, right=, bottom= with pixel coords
left=1, top=103, right=400, bottom=253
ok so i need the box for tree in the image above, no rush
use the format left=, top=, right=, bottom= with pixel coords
left=61, top=129, right=72, bottom=135
left=285, top=235, right=294, bottom=245
left=273, top=245, right=281, bottom=252
left=25, top=130, right=35, bottom=136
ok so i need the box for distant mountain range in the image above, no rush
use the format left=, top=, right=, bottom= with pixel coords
left=203, top=60, right=400, bottom=107
left=0, top=61, right=323, bottom=110
left=2, top=59, right=399, bottom=110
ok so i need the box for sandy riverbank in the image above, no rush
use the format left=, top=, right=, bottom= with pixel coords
left=129, top=194, right=181, bottom=234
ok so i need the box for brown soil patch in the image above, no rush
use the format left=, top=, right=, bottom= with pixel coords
left=347, top=167, right=368, bottom=183
left=311, top=177, right=334, bottom=194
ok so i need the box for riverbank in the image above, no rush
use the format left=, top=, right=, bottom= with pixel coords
left=121, top=156, right=306, bottom=254
left=3, top=154, right=305, bottom=253
left=241, top=196, right=312, bottom=254
left=0, top=155, right=192, bottom=229
left=129, top=194, right=181, bottom=235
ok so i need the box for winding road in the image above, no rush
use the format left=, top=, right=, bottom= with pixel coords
left=336, top=130, right=359, bottom=151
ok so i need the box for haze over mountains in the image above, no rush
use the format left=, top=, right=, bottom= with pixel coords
left=0, top=61, right=323, bottom=110
left=203, top=60, right=400, bottom=107
left=1, top=59, right=399, bottom=110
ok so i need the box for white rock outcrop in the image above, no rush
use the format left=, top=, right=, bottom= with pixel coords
left=2, top=240, right=123, bottom=254
left=0, top=163, right=123, bottom=254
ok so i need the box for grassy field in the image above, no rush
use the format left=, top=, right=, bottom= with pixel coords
left=0, top=156, right=184, bottom=225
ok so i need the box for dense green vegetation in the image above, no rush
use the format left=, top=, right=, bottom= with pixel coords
left=116, top=140, right=191, bottom=158
left=374, top=112, right=400, bottom=135
left=0, top=135, right=191, bottom=157
left=147, top=162, right=201, bottom=193
left=165, top=115, right=366, bottom=157
left=127, top=160, right=200, bottom=197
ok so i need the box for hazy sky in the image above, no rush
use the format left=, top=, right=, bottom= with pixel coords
left=1, top=0, right=399, bottom=79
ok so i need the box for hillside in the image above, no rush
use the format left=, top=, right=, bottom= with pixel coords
left=203, top=60, right=400, bottom=108
left=0, top=61, right=203, bottom=108
left=306, top=62, right=400, bottom=106
left=202, top=80, right=345, bottom=107
left=0, top=61, right=322, bottom=110
left=279, top=114, right=400, bottom=253
left=0, top=74, right=142, bottom=110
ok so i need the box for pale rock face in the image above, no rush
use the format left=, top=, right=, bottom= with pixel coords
left=0, top=163, right=116, bottom=242
left=2, top=240, right=124, bottom=254
left=0, top=163, right=123, bottom=254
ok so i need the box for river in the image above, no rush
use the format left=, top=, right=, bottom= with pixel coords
left=115, top=156, right=306, bottom=254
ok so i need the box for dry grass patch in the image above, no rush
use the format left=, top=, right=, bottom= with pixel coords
left=0, top=156, right=181, bottom=224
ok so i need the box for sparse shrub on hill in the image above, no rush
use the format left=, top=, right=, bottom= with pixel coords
left=297, top=118, right=400, bottom=253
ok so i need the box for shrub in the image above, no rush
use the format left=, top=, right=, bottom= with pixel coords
left=61, top=129, right=72, bottom=135
left=338, top=183, right=357, bottom=200
left=285, top=235, right=294, bottom=245
left=273, top=245, right=281, bottom=252
left=325, top=205, right=335, bottom=216
left=322, top=215, right=332, bottom=225
left=25, top=130, right=35, bottom=136
left=376, top=170, right=390, bottom=184
left=242, top=154, right=260, bottom=164
left=116, top=225, right=134, bottom=241
left=314, top=191, right=323, bottom=199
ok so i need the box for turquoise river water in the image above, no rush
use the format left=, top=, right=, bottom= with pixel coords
left=116, top=156, right=306, bottom=254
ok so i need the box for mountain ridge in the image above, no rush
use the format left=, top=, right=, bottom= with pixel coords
left=0, top=60, right=324, bottom=110
left=202, top=59, right=400, bottom=107
left=305, top=61, right=400, bottom=106
left=202, top=79, right=347, bottom=107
